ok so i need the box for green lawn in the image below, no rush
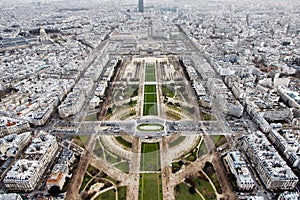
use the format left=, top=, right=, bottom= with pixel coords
left=209, top=172, right=222, bottom=194
left=125, top=86, right=139, bottom=98
left=198, top=141, right=208, bottom=157
left=142, top=142, right=160, bottom=153
left=87, top=164, right=100, bottom=176
left=203, top=162, right=222, bottom=194
left=62, top=177, right=71, bottom=192
left=144, top=85, right=156, bottom=93
left=143, top=65, right=157, bottom=114
left=145, top=63, right=156, bottom=82
left=194, top=172, right=216, bottom=200
left=73, top=136, right=87, bottom=149
left=184, top=137, right=201, bottom=162
left=95, top=188, right=116, bottom=200
left=169, top=136, right=186, bottom=148
left=139, top=173, right=163, bottom=200
left=104, top=149, right=121, bottom=164
left=175, top=183, right=202, bottom=200
left=129, top=99, right=137, bottom=107
left=212, top=135, right=227, bottom=148
left=93, top=140, right=104, bottom=159
left=162, top=85, right=175, bottom=98
left=186, top=153, right=197, bottom=162
left=145, top=64, right=155, bottom=73
left=114, top=161, right=129, bottom=173
left=143, top=103, right=158, bottom=115
left=144, top=93, right=157, bottom=103
left=115, top=136, right=132, bottom=148
left=145, top=73, right=156, bottom=82
left=118, top=186, right=127, bottom=200
left=80, top=135, right=89, bottom=144
left=141, top=143, right=160, bottom=171
left=172, top=161, right=184, bottom=173
left=114, top=85, right=139, bottom=100
left=143, top=84, right=157, bottom=115
left=79, top=173, right=92, bottom=192
left=104, top=174, right=118, bottom=185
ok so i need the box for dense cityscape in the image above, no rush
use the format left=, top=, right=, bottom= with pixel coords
left=0, top=0, right=299, bottom=200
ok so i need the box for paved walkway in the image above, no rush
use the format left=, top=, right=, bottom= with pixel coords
left=65, top=134, right=96, bottom=200
left=126, top=136, right=141, bottom=200
left=161, top=137, right=174, bottom=200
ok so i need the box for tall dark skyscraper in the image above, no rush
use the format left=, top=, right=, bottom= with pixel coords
left=139, top=0, right=144, bottom=13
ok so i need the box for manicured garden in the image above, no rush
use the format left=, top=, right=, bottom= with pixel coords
left=80, top=164, right=127, bottom=200
left=144, top=85, right=156, bottom=93
left=143, top=84, right=158, bottom=116
left=145, top=64, right=156, bottom=82
left=194, top=174, right=216, bottom=200
left=185, top=172, right=216, bottom=200
left=143, top=64, right=157, bottom=116
left=143, top=103, right=158, bottom=115
left=144, top=93, right=157, bottom=102
left=115, top=136, right=132, bottom=148
left=139, top=173, right=163, bottom=200
left=140, top=143, right=160, bottom=171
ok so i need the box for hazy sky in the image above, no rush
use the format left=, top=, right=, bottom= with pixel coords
left=0, top=0, right=299, bottom=8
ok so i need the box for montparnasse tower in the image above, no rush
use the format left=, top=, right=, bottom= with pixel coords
left=138, top=0, right=144, bottom=13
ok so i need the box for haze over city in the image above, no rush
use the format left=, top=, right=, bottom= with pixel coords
left=0, top=0, right=299, bottom=200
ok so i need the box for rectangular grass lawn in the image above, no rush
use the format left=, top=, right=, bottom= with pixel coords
left=145, top=64, right=155, bottom=73
left=145, top=73, right=156, bottom=82
left=144, top=85, right=156, bottom=93
left=139, top=173, right=162, bottom=200
left=140, top=143, right=160, bottom=171
left=144, top=93, right=157, bottom=103
left=145, top=64, right=156, bottom=82
left=143, top=103, right=158, bottom=115
left=118, top=186, right=127, bottom=200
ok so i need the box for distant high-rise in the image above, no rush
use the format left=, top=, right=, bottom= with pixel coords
left=138, top=0, right=144, bottom=13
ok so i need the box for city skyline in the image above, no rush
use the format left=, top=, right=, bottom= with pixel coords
left=0, top=0, right=299, bottom=200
